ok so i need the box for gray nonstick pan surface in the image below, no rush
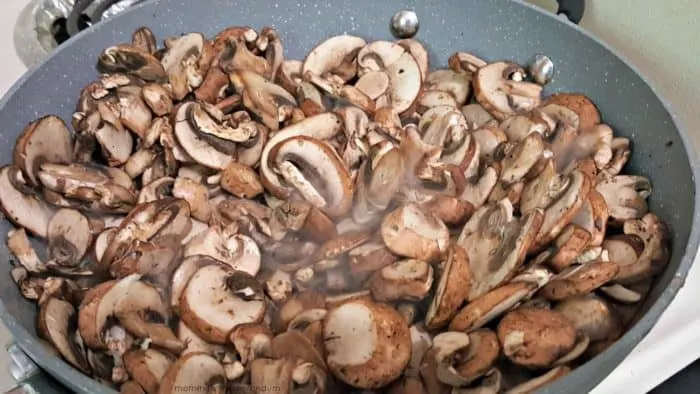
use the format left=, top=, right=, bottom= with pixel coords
left=0, top=0, right=698, bottom=393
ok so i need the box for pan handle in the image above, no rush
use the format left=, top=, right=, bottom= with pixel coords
left=555, top=0, right=586, bottom=24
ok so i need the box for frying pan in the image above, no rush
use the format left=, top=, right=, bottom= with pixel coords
left=0, top=0, right=698, bottom=393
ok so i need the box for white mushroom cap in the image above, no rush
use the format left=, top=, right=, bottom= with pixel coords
left=323, top=297, right=411, bottom=389
left=473, top=62, right=542, bottom=120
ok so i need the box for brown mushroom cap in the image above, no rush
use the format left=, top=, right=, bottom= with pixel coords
left=157, top=352, right=226, bottom=394
left=381, top=203, right=450, bottom=263
left=13, top=115, right=73, bottom=187
left=323, top=297, right=411, bottom=389
left=497, top=307, right=576, bottom=369
left=554, top=295, right=621, bottom=342
left=425, top=245, right=471, bottom=330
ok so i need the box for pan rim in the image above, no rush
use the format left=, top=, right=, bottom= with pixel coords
left=0, top=0, right=697, bottom=393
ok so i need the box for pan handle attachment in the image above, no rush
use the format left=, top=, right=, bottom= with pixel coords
left=4, top=342, right=68, bottom=394
left=555, top=0, right=586, bottom=24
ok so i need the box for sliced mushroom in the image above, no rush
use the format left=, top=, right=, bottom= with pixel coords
left=268, top=135, right=354, bottom=218
left=13, top=115, right=73, bottom=187
left=499, top=132, right=545, bottom=184
left=381, top=203, right=450, bottom=263
left=497, top=307, right=576, bottom=369
left=323, top=297, right=411, bottom=389
left=179, top=264, right=266, bottom=344
left=111, top=278, right=184, bottom=353
left=184, top=225, right=261, bottom=276
left=230, top=323, right=273, bottom=365
left=454, top=330, right=501, bottom=385
left=38, top=297, right=91, bottom=373
left=47, top=208, right=92, bottom=267
left=553, top=295, right=621, bottom=343
left=0, top=166, right=54, bottom=238
left=457, top=199, right=543, bottom=301
left=473, top=62, right=542, bottom=120
left=158, top=353, right=226, bottom=394
left=426, top=69, right=471, bottom=106
left=425, top=245, right=471, bottom=330
left=357, top=41, right=422, bottom=115
left=425, top=331, right=475, bottom=387
left=173, top=102, right=233, bottom=170
left=7, top=228, right=46, bottom=273
left=596, top=175, right=651, bottom=223
left=230, top=70, right=297, bottom=131
left=220, top=162, right=264, bottom=199
left=539, top=260, right=620, bottom=301
left=538, top=224, right=592, bottom=272
left=545, top=93, right=601, bottom=131
left=614, top=213, right=670, bottom=283
left=369, top=259, right=434, bottom=302
left=259, top=112, right=342, bottom=198
left=123, top=348, right=173, bottom=394
left=532, top=170, right=590, bottom=251
left=449, top=281, right=536, bottom=332
left=141, top=84, right=173, bottom=117
left=98, top=44, right=166, bottom=82
left=161, top=33, right=208, bottom=100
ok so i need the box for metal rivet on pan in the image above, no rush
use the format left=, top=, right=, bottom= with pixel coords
left=529, top=54, right=555, bottom=85
left=390, top=10, right=419, bottom=39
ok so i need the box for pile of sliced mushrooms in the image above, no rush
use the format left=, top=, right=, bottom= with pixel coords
left=0, top=24, right=670, bottom=394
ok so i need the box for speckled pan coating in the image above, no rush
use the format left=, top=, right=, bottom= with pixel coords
left=0, top=0, right=697, bottom=393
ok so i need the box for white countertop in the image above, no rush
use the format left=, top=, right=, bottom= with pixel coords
left=0, top=0, right=699, bottom=392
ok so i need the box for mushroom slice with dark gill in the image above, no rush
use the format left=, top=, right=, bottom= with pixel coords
left=97, top=44, right=166, bottom=82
